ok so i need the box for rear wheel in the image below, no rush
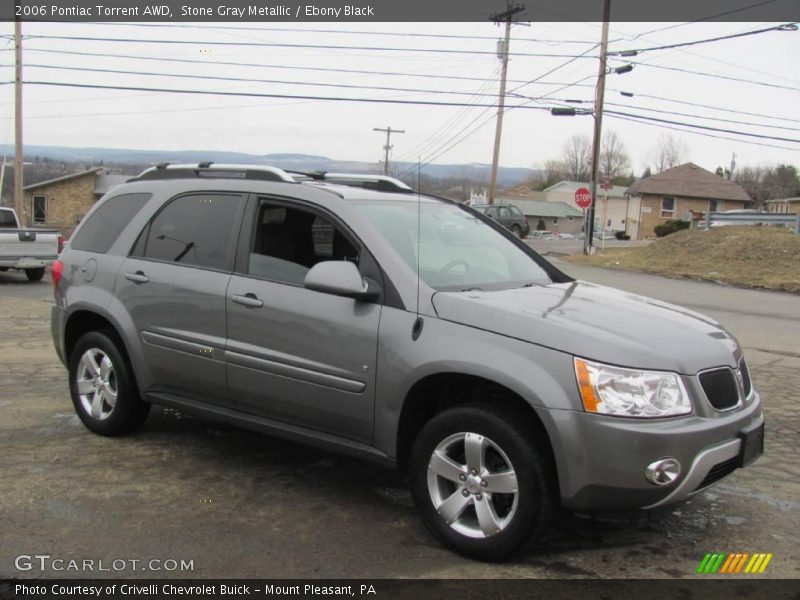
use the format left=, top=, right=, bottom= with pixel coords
left=68, top=331, right=150, bottom=436
left=25, top=267, right=45, bottom=281
left=510, top=225, right=522, bottom=238
left=409, top=404, right=557, bottom=560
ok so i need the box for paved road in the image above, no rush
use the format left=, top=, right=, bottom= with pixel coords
left=0, top=267, right=797, bottom=579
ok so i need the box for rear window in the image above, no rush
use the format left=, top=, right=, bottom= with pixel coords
left=0, top=210, right=17, bottom=228
left=71, top=193, right=152, bottom=254
left=508, top=206, right=523, bottom=216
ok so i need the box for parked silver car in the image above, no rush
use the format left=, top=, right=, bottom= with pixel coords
left=51, top=164, right=764, bottom=559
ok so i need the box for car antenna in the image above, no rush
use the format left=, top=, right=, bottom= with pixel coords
left=412, top=158, right=424, bottom=341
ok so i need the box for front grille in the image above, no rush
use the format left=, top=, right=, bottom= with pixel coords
left=695, top=457, right=739, bottom=491
left=699, top=368, right=740, bottom=410
left=739, top=359, right=752, bottom=397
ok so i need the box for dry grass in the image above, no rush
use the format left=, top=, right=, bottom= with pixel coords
left=565, top=226, right=800, bottom=294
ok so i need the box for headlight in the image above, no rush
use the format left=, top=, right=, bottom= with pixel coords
left=574, top=358, right=692, bottom=418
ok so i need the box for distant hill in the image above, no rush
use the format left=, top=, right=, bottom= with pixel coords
left=8, top=145, right=542, bottom=188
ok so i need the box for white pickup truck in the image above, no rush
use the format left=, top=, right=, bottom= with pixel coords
left=0, top=207, right=61, bottom=281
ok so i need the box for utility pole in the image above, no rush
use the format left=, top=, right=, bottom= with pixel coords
left=14, top=20, right=23, bottom=224
left=488, top=2, right=524, bottom=204
left=585, top=0, right=610, bottom=255
left=373, top=126, right=405, bottom=176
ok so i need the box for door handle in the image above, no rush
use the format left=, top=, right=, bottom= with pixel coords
left=124, top=271, right=150, bottom=284
left=232, top=293, right=263, bottom=308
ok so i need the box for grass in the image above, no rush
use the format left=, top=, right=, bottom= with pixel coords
left=564, top=226, right=800, bottom=294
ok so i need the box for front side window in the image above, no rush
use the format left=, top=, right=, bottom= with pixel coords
left=248, top=202, right=358, bottom=285
left=353, top=200, right=552, bottom=292
left=32, top=195, right=46, bottom=225
left=71, top=193, right=151, bottom=254
left=134, top=193, right=244, bottom=270
left=661, top=197, right=676, bottom=218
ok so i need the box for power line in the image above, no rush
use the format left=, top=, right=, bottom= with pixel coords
left=617, top=0, right=786, bottom=41
left=616, top=60, right=800, bottom=91
left=615, top=91, right=800, bottom=124
left=607, top=112, right=800, bottom=152
left=609, top=22, right=796, bottom=55
left=604, top=101, right=800, bottom=132
left=556, top=97, right=800, bottom=132
left=86, top=21, right=600, bottom=45
left=22, top=80, right=560, bottom=111
left=14, top=63, right=502, bottom=99
left=20, top=48, right=598, bottom=89
left=604, top=109, right=800, bottom=143
left=15, top=34, right=599, bottom=59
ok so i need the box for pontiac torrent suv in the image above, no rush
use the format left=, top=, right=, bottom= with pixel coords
left=51, top=164, right=764, bottom=559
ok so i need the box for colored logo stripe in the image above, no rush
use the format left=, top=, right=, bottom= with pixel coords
left=697, top=552, right=773, bottom=574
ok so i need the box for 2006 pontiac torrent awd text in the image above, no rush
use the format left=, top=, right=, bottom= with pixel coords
left=51, top=164, right=764, bottom=559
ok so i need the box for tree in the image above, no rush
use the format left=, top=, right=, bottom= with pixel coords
left=599, top=130, right=631, bottom=182
left=649, top=134, right=688, bottom=173
left=559, top=134, right=592, bottom=181
left=734, top=164, right=800, bottom=209
left=642, top=166, right=652, bottom=179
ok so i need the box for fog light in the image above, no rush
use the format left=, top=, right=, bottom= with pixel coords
left=645, top=458, right=681, bottom=486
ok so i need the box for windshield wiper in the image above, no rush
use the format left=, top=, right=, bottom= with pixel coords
left=460, top=287, right=485, bottom=292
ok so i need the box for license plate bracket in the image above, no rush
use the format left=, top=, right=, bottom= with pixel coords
left=737, top=421, right=764, bottom=468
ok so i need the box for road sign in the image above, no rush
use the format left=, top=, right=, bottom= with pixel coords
left=575, top=187, right=593, bottom=209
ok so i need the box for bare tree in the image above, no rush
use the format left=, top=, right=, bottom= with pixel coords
left=560, top=134, right=592, bottom=181
left=599, top=130, right=631, bottom=181
left=649, top=134, right=688, bottom=173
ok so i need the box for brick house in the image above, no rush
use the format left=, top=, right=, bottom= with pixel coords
left=22, top=168, right=130, bottom=238
left=626, top=163, right=751, bottom=240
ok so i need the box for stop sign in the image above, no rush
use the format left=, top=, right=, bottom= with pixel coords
left=575, top=187, right=593, bottom=209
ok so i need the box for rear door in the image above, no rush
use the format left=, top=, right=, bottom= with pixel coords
left=225, top=197, right=381, bottom=442
left=115, top=192, right=246, bottom=407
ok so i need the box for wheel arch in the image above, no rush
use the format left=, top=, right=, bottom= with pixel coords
left=395, top=372, right=559, bottom=479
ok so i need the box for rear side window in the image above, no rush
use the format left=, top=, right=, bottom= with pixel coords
left=134, top=193, right=244, bottom=271
left=71, top=193, right=152, bottom=254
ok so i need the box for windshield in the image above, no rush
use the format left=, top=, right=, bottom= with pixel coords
left=352, top=200, right=552, bottom=291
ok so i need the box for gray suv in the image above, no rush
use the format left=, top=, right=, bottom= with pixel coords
left=51, top=164, right=763, bottom=560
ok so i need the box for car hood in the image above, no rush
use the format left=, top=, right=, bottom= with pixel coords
left=431, top=281, right=740, bottom=374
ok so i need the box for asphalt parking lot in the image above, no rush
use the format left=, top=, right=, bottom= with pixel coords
left=1, top=266, right=798, bottom=579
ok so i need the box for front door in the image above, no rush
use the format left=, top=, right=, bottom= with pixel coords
left=226, top=199, right=381, bottom=442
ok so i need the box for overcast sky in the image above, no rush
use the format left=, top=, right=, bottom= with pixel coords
left=1, top=20, right=798, bottom=176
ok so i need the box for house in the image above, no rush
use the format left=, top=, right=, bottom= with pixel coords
left=22, top=168, right=130, bottom=237
left=542, top=181, right=639, bottom=238
left=626, top=163, right=751, bottom=239
left=498, top=197, right=584, bottom=234
left=766, top=197, right=799, bottom=214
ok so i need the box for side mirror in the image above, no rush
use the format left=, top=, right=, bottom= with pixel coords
left=304, top=261, right=379, bottom=300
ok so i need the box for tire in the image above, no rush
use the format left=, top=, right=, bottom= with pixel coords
left=25, top=267, right=45, bottom=281
left=510, top=225, right=522, bottom=238
left=409, top=404, right=557, bottom=560
left=68, top=330, right=150, bottom=436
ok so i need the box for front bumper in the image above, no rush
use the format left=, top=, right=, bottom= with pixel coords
left=545, top=391, right=764, bottom=512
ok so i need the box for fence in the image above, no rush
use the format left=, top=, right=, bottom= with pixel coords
left=703, top=211, right=800, bottom=233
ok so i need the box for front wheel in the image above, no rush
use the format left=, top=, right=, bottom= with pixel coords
left=409, top=404, right=557, bottom=560
left=25, top=267, right=45, bottom=281
left=68, top=331, right=150, bottom=436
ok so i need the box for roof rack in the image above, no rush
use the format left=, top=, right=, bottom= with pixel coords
left=320, top=173, right=414, bottom=193
left=129, top=163, right=297, bottom=183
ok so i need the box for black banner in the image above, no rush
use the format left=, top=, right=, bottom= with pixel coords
left=2, top=580, right=800, bottom=600
left=3, top=0, right=800, bottom=22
